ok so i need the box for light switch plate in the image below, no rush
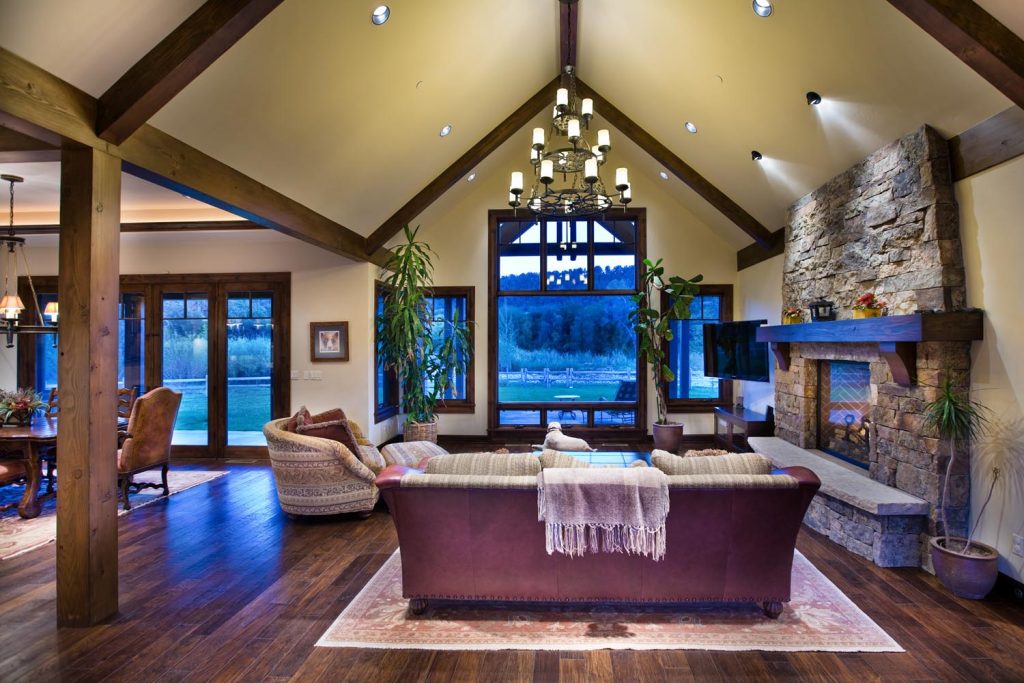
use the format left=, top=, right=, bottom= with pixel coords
left=302, top=371, right=311, bottom=380
left=290, top=371, right=299, bottom=380
left=311, top=371, right=323, bottom=381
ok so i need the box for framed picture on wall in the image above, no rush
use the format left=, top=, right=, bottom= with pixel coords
left=310, top=321, right=349, bottom=362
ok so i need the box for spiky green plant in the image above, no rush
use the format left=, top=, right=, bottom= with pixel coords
left=628, top=258, right=703, bottom=425
left=378, top=225, right=472, bottom=425
left=923, top=376, right=991, bottom=554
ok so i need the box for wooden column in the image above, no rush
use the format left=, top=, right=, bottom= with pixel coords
left=56, top=147, right=121, bottom=626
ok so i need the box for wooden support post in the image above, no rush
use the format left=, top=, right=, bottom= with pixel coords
left=56, top=147, right=121, bottom=627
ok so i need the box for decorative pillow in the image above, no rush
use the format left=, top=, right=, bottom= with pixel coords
left=425, top=452, right=542, bottom=476
left=307, top=408, right=346, bottom=424
left=651, top=451, right=773, bottom=476
left=285, top=405, right=311, bottom=432
left=358, top=445, right=387, bottom=475
left=683, top=448, right=730, bottom=458
left=539, top=449, right=590, bottom=469
left=296, top=407, right=361, bottom=457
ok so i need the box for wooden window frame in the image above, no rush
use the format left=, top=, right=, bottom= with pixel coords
left=662, top=283, right=734, bottom=414
left=487, top=208, right=647, bottom=439
left=429, top=286, right=476, bottom=414
left=373, top=280, right=399, bottom=423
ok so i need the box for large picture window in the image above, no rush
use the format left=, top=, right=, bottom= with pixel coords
left=489, top=209, right=645, bottom=434
left=663, top=284, right=733, bottom=411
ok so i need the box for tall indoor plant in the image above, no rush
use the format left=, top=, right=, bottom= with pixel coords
left=378, top=225, right=471, bottom=442
left=629, top=257, right=702, bottom=453
left=924, top=376, right=998, bottom=599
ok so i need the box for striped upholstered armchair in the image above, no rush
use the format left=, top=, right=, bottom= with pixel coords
left=263, top=418, right=380, bottom=517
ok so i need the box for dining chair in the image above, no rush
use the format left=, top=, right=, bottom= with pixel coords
left=117, top=386, right=182, bottom=510
left=117, top=386, right=137, bottom=420
left=0, top=457, right=29, bottom=513
left=40, top=387, right=59, bottom=494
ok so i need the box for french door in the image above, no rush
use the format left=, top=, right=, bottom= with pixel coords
left=19, top=273, right=290, bottom=458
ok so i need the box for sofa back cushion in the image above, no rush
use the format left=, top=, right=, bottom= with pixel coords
left=651, top=451, right=773, bottom=476
left=539, top=449, right=589, bottom=469
left=666, top=473, right=798, bottom=489
left=425, top=452, right=541, bottom=476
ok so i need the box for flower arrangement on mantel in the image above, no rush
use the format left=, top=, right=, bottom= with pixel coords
left=0, top=388, right=45, bottom=426
left=852, top=292, right=887, bottom=319
left=782, top=306, right=803, bottom=325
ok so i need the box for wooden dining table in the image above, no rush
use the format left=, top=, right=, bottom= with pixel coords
left=0, top=416, right=127, bottom=520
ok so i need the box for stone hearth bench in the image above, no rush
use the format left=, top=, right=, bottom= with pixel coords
left=749, top=437, right=928, bottom=567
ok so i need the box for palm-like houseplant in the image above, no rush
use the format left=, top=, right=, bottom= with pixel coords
left=924, top=375, right=998, bottom=599
left=378, top=225, right=472, bottom=442
left=629, top=258, right=702, bottom=452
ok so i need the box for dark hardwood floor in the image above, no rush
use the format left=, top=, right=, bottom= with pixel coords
left=2, top=459, right=1024, bottom=682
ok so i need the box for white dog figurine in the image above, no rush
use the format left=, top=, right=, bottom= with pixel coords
left=532, top=421, right=596, bottom=452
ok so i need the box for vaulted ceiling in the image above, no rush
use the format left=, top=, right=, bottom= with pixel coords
left=0, top=0, right=1020, bottom=250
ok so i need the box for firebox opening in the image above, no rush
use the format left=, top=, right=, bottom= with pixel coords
left=817, top=360, right=871, bottom=469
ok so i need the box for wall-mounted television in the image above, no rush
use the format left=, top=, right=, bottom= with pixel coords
left=703, top=320, right=770, bottom=382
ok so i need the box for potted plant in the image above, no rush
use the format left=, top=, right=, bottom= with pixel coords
left=0, top=388, right=45, bottom=426
left=852, top=292, right=886, bottom=318
left=782, top=306, right=803, bottom=325
left=629, top=258, right=702, bottom=453
left=924, top=376, right=998, bottom=599
left=378, top=225, right=472, bottom=443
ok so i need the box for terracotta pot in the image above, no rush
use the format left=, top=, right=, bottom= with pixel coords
left=652, top=422, right=684, bottom=454
left=404, top=418, right=438, bottom=443
left=929, top=536, right=999, bottom=599
left=852, top=308, right=882, bottom=319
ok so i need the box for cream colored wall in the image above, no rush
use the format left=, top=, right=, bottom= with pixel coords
left=734, top=254, right=783, bottom=415
left=0, top=230, right=399, bottom=444
left=957, top=155, right=1024, bottom=582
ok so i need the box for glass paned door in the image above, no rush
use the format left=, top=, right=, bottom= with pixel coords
left=162, top=291, right=209, bottom=446
left=226, top=290, right=273, bottom=446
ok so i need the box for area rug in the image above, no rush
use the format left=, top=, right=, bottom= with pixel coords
left=317, top=550, right=902, bottom=652
left=0, top=470, right=228, bottom=560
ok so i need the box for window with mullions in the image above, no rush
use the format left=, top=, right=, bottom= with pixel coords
left=374, top=281, right=399, bottom=422
left=491, top=211, right=644, bottom=431
left=426, top=288, right=474, bottom=412
left=663, top=285, right=733, bottom=410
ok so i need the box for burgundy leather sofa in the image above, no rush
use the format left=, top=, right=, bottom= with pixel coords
left=377, top=463, right=820, bottom=618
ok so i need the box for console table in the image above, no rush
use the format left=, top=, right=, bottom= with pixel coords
left=713, top=406, right=774, bottom=451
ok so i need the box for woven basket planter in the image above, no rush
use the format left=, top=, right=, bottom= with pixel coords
left=404, top=418, right=438, bottom=443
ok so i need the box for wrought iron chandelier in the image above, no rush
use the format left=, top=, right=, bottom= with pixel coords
left=0, top=174, right=57, bottom=348
left=508, top=65, right=631, bottom=218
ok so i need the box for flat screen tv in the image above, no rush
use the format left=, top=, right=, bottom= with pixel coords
left=702, top=320, right=770, bottom=382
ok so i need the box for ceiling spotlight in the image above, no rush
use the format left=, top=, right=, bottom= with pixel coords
left=371, top=5, right=390, bottom=25
left=659, top=171, right=669, bottom=180
left=439, top=124, right=453, bottom=137
left=751, top=150, right=763, bottom=161
left=806, top=91, right=822, bottom=106
left=752, top=0, right=773, bottom=17
left=684, top=121, right=698, bottom=134
left=467, top=173, right=477, bottom=182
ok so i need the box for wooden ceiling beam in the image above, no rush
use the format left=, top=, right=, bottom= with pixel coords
left=96, top=0, right=285, bottom=145
left=365, top=76, right=560, bottom=255
left=736, top=227, right=785, bottom=271
left=559, top=0, right=579, bottom=69
left=13, top=219, right=263, bottom=235
left=0, top=126, right=60, bottom=162
left=0, top=48, right=378, bottom=264
left=576, top=79, right=775, bottom=247
left=887, top=0, right=1024, bottom=110
left=948, top=105, right=1024, bottom=180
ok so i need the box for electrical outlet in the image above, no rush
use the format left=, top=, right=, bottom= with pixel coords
left=1013, top=533, right=1024, bottom=558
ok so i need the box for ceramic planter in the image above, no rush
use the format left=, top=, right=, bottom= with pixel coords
left=652, top=422, right=684, bottom=454
left=782, top=314, right=802, bottom=325
left=852, top=308, right=882, bottom=319
left=929, top=536, right=999, bottom=599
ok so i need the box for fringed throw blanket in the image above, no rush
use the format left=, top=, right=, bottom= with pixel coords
left=537, top=467, right=670, bottom=561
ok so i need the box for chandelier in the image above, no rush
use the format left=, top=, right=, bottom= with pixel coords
left=0, top=174, right=57, bottom=348
left=508, top=65, right=631, bottom=218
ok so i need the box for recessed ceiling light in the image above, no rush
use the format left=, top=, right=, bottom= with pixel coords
left=659, top=171, right=669, bottom=180
left=439, top=124, right=453, bottom=137
left=751, top=150, right=763, bottom=161
left=684, top=121, right=698, bottom=134
left=806, top=91, right=822, bottom=106
left=752, top=0, right=773, bottom=17
left=371, top=5, right=390, bottom=25
left=467, top=173, right=477, bottom=182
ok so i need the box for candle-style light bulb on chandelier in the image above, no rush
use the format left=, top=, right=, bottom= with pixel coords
left=508, top=65, right=631, bottom=218
left=0, top=174, right=56, bottom=348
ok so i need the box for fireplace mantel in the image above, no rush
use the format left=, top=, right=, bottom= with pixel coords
left=756, top=311, right=983, bottom=385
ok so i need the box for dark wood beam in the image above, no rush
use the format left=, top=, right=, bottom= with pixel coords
left=14, top=219, right=264, bottom=235
left=0, top=126, right=60, bottom=162
left=365, top=76, right=559, bottom=255
left=576, top=80, right=775, bottom=247
left=887, top=0, right=1024, bottom=109
left=56, top=146, right=121, bottom=626
left=949, top=106, right=1024, bottom=180
left=737, top=227, right=785, bottom=271
left=559, top=0, right=579, bottom=69
left=0, top=48, right=378, bottom=264
left=97, top=0, right=284, bottom=144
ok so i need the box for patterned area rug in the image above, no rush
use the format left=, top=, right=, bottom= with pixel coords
left=317, top=550, right=902, bottom=652
left=0, top=470, right=228, bottom=560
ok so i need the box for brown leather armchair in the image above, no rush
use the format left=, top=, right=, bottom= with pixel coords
left=117, top=386, right=182, bottom=510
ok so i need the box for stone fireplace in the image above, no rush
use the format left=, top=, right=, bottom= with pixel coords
left=770, top=125, right=975, bottom=567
